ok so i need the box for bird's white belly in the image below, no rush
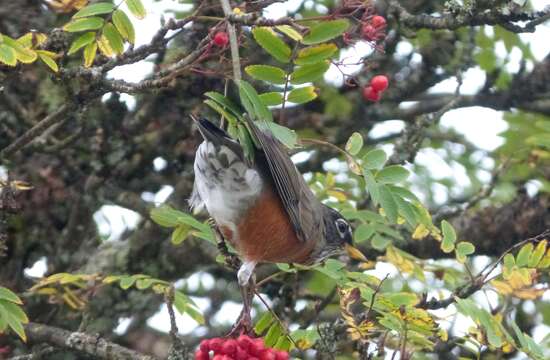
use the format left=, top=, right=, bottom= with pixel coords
left=193, top=141, right=263, bottom=228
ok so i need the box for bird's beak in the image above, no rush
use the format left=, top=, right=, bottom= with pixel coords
left=345, top=243, right=368, bottom=262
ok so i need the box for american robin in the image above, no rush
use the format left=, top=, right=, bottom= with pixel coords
left=190, top=116, right=358, bottom=286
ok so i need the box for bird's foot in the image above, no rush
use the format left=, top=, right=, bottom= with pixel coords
left=208, top=218, right=241, bottom=270
left=228, top=274, right=256, bottom=337
left=228, top=306, right=254, bottom=337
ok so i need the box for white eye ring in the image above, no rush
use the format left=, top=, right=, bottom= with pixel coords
left=335, top=218, right=349, bottom=238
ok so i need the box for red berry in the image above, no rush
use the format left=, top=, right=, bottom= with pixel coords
left=199, top=339, right=211, bottom=352
left=209, top=338, right=224, bottom=352
left=195, top=350, right=209, bottom=360
left=275, top=351, right=289, bottom=360
left=249, top=338, right=265, bottom=356
left=221, top=340, right=237, bottom=356
left=234, top=346, right=248, bottom=360
left=362, top=86, right=381, bottom=102
left=236, top=335, right=253, bottom=351
left=260, top=349, right=277, bottom=360
left=212, top=355, right=224, bottom=360
left=248, top=358, right=259, bottom=360
left=213, top=32, right=229, bottom=47
left=361, top=24, right=376, bottom=41
left=370, top=75, right=389, bottom=92
left=371, top=15, right=387, bottom=29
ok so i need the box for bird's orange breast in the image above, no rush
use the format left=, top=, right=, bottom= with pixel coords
left=228, top=187, right=315, bottom=264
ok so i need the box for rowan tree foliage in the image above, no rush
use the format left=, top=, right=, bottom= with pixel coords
left=1, top=0, right=549, bottom=359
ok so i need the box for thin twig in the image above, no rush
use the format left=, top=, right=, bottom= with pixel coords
left=219, top=0, right=242, bottom=81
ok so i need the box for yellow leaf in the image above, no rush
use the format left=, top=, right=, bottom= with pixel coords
left=490, top=280, right=513, bottom=294
left=412, top=224, right=430, bottom=240
left=97, top=35, right=113, bottom=57
left=83, top=41, right=97, bottom=67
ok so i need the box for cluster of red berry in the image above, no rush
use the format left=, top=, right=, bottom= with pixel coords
left=195, top=335, right=289, bottom=360
left=361, top=15, right=387, bottom=42
left=363, top=75, right=389, bottom=102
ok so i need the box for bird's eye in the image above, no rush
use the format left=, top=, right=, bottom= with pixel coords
left=335, top=219, right=349, bottom=237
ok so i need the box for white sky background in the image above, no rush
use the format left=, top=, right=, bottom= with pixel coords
left=19, top=0, right=550, bottom=356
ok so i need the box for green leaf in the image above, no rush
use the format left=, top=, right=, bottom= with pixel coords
left=238, top=80, right=273, bottom=122
left=295, top=43, right=338, bottom=65
left=387, top=185, right=420, bottom=203
left=376, top=165, right=410, bottom=184
left=256, top=121, right=297, bottom=149
left=516, top=243, right=533, bottom=267
left=371, top=234, right=391, bottom=250
left=302, top=19, right=350, bottom=45
left=385, top=292, right=418, bottom=306
left=204, top=92, right=243, bottom=118
left=0, top=287, right=22, bottom=305
left=0, top=43, right=17, bottom=66
left=0, top=301, right=27, bottom=342
left=36, top=50, right=59, bottom=72
left=394, top=196, right=417, bottom=227
left=252, top=27, right=291, bottom=63
left=290, top=61, right=330, bottom=84
left=254, top=312, right=274, bottom=334
left=378, top=185, right=398, bottom=223
left=204, top=100, right=238, bottom=126
left=244, top=65, right=286, bottom=85
left=345, top=132, right=363, bottom=156
left=151, top=206, right=180, bottom=227
left=259, top=92, right=284, bottom=106
left=135, top=278, right=154, bottom=290
left=238, top=123, right=255, bottom=161
left=456, top=242, right=475, bottom=263
left=112, top=10, right=135, bottom=44
left=363, top=169, right=380, bottom=205
left=73, top=2, right=115, bottom=18
left=265, top=323, right=282, bottom=347
left=126, top=0, right=147, bottom=19
left=276, top=25, right=302, bottom=41
left=2, top=37, right=36, bottom=63
left=354, top=223, right=374, bottom=243
left=171, top=224, right=190, bottom=245
left=64, top=17, right=105, bottom=32
left=362, top=149, right=387, bottom=170
left=119, top=276, right=136, bottom=289
left=287, top=86, right=317, bottom=104
left=83, top=41, right=97, bottom=67
left=103, top=23, right=124, bottom=54
left=68, top=32, right=96, bottom=55
left=441, top=220, right=457, bottom=253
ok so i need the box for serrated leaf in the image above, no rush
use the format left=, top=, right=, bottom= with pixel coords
left=64, top=17, right=104, bottom=32
left=83, top=41, right=97, bottom=67
left=287, top=86, right=317, bottom=104
left=290, top=61, right=330, bottom=84
left=256, top=121, right=297, bottom=149
left=171, top=224, right=189, bottom=245
left=516, top=243, right=533, bottom=267
left=295, top=43, right=338, bottom=65
left=254, top=312, right=274, bottom=334
left=245, top=65, right=286, bottom=85
left=0, top=44, right=17, bottom=66
left=441, top=220, right=456, bottom=253
left=378, top=185, right=398, bottom=223
left=345, top=132, right=363, bottom=156
left=112, top=10, right=135, bottom=44
left=376, top=165, right=409, bottom=184
left=363, top=149, right=387, bottom=170
left=37, top=52, right=59, bottom=72
left=68, top=32, right=96, bottom=55
left=276, top=25, right=302, bottom=41
left=0, top=287, right=22, bottom=305
left=238, top=80, right=273, bottom=122
left=395, top=196, right=417, bottom=227
left=0, top=301, right=27, bottom=342
left=73, top=2, right=114, bottom=19
left=126, top=0, right=146, bottom=19
left=252, top=27, right=291, bottom=63
left=259, top=92, right=284, bottom=106
left=103, top=23, right=124, bottom=54
left=302, top=19, right=350, bottom=45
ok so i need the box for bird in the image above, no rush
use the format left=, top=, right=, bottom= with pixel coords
left=189, top=115, right=359, bottom=288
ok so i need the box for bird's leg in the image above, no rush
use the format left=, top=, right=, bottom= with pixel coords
left=208, top=218, right=240, bottom=270
left=229, top=261, right=257, bottom=336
